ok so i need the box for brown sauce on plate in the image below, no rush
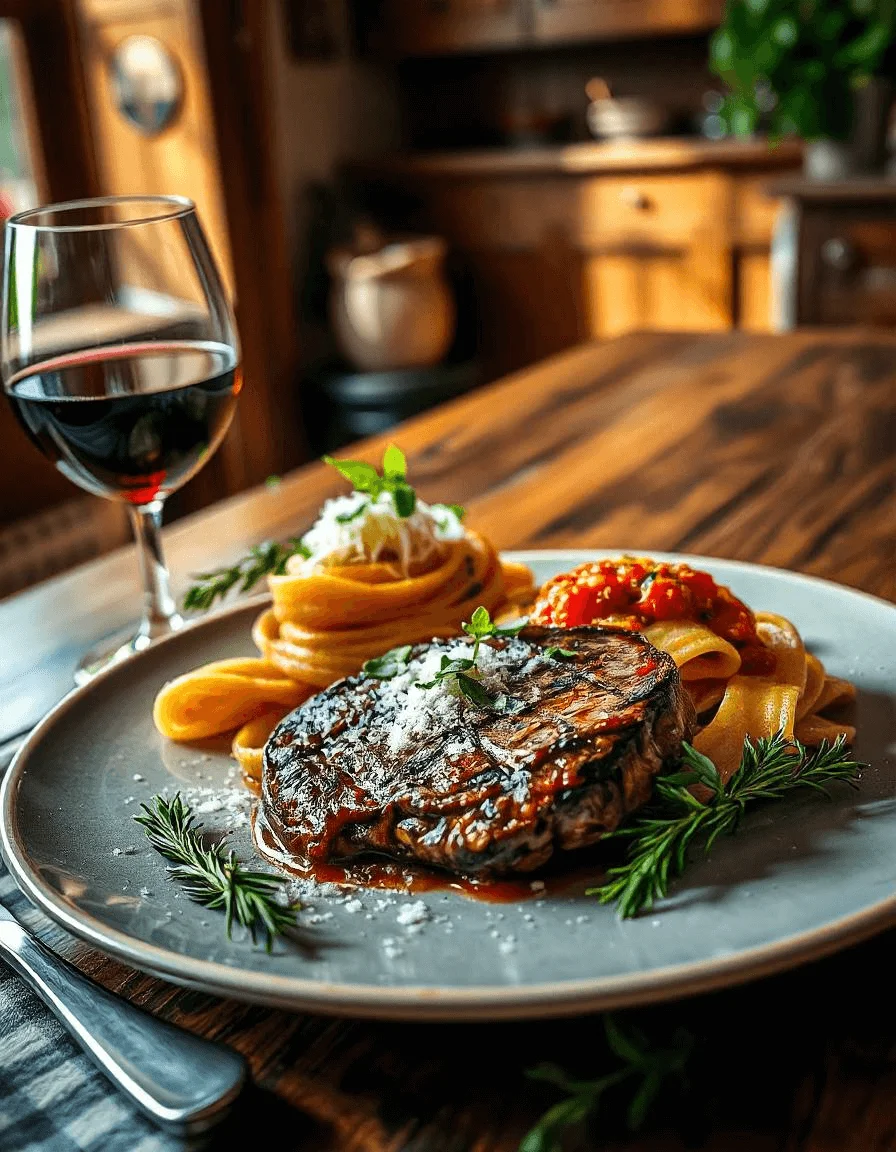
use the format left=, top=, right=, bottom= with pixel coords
left=252, top=806, right=609, bottom=903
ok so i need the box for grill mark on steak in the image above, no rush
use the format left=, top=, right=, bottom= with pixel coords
left=259, top=626, right=696, bottom=878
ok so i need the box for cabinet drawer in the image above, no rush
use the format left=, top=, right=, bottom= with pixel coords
left=803, top=213, right=896, bottom=326
left=577, top=173, right=729, bottom=247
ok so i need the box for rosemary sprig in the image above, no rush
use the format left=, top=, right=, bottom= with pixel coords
left=134, top=794, right=299, bottom=951
left=183, top=444, right=468, bottom=611
left=183, top=538, right=309, bottom=612
left=590, top=732, right=862, bottom=919
left=520, top=1016, right=694, bottom=1152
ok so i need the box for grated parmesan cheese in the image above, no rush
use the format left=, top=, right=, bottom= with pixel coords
left=295, top=491, right=465, bottom=575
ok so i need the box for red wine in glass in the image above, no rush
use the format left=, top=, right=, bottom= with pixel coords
left=2, top=195, right=241, bottom=682
left=7, top=340, right=240, bottom=505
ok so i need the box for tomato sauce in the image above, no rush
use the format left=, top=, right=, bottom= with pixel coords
left=531, top=556, right=774, bottom=675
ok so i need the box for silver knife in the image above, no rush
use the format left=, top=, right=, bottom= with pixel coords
left=0, top=901, right=246, bottom=1132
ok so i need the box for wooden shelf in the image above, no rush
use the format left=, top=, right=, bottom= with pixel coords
left=356, top=137, right=804, bottom=180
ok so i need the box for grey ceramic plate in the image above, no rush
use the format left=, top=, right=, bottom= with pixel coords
left=2, top=551, right=896, bottom=1020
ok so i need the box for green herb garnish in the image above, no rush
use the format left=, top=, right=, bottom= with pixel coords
left=135, top=794, right=300, bottom=951
left=183, top=539, right=310, bottom=612
left=544, top=646, right=576, bottom=660
left=462, top=604, right=528, bottom=643
left=520, top=1016, right=694, bottom=1152
left=361, top=645, right=413, bottom=679
left=323, top=443, right=417, bottom=518
left=416, top=606, right=528, bottom=710
left=591, top=732, right=862, bottom=919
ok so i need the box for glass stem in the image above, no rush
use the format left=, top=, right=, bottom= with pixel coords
left=129, top=501, right=183, bottom=641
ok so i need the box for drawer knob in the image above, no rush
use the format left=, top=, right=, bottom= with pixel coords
left=621, top=187, right=651, bottom=211
left=821, top=237, right=856, bottom=271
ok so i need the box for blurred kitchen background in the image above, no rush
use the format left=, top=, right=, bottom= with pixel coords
left=1, top=0, right=895, bottom=596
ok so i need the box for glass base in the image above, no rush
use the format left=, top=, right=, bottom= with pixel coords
left=73, top=614, right=184, bottom=685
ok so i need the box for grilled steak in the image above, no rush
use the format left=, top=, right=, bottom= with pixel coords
left=258, top=626, right=695, bottom=878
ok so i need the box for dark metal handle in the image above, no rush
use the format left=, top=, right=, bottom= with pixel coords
left=0, top=913, right=246, bottom=1133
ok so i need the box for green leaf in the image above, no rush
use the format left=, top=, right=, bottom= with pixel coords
left=447, top=503, right=466, bottom=520
left=361, top=644, right=413, bottom=679
left=323, top=456, right=382, bottom=495
left=382, top=443, right=407, bottom=480
left=544, top=646, right=576, bottom=660
left=335, top=500, right=369, bottom=524
left=392, top=481, right=416, bottom=518
left=709, top=27, right=736, bottom=76
left=604, top=1015, right=649, bottom=1067
left=464, top=605, right=492, bottom=639
left=626, top=1068, right=664, bottom=1131
left=456, top=674, right=495, bottom=708
left=495, top=617, right=529, bottom=637
left=518, top=1094, right=594, bottom=1152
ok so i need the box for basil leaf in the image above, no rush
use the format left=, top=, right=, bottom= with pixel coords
left=322, top=456, right=382, bottom=495
left=362, top=644, right=412, bottom=679
left=382, top=443, right=407, bottom=481
left=440, top=657, right=476, bottom=674
left=455, top=674, right=494, bottom=708
left=392, top=482, right=416, bottom=518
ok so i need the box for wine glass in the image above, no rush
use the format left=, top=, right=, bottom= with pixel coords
left=1, top=195, right=240, bottom=683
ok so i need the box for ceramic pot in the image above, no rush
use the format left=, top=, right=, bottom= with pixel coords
left=327, top=237, right=456, bottom=372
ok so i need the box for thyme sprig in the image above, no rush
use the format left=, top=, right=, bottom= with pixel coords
left=591, top=732, right=862, bottom=919
left=134, top=794, right=299, bottom=951
left=183, top=538, right=309, bottom=612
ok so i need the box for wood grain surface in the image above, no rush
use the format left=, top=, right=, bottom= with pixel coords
left=2, top=330, right=895, bottom=1151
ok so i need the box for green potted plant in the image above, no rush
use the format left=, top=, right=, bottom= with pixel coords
left=710, top=0, right=896, bottom=179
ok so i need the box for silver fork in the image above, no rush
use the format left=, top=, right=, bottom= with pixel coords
left=0, top=900, right=246, bottom=1133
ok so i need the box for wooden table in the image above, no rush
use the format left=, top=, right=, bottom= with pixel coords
left=2, top=330, right=895, bottom=1150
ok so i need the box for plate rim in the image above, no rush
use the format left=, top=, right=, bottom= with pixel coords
left=3, top=548, right=895, bottom=1021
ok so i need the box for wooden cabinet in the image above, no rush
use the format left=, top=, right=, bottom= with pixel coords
left=375, top=149, right=799, bottom=377
left=770, top=181, right=896, bottom=328
left=377, top=0, right=525, bottom=55
left=531, top=0, right=724, bottom=46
